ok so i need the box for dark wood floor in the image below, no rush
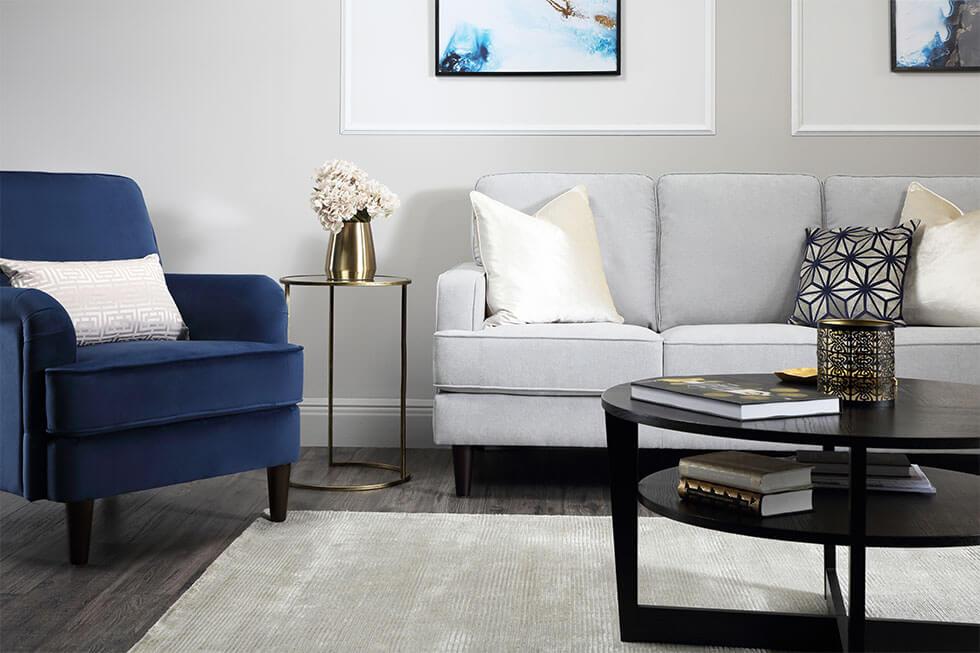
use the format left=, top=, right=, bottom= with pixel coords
left=0, top=446, right=618, bottom=652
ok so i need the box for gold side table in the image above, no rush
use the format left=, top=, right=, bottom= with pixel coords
left=281, top=274, right=412, bottom=491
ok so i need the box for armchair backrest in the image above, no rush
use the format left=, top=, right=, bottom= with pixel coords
left=0, top=172, right=159, bottom=264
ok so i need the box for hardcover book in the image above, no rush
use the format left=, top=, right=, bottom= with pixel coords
left=812, top=464, right=936, bottom=494
left=678, top=451, right=813, bottom=494
left=677, top=478, right=813, bottom=517
left=796, top=451, right=913, bottom=478
left=630, top=375, right=839, bottom=420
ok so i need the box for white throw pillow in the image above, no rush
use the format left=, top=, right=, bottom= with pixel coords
left=470, top=185, right=624, bottom=326
left=900, top=183, right=980, bottom=326
left=0, top=253, right=188, bottom=346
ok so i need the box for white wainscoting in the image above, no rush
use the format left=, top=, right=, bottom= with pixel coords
left=341, top=0, right=716, bottom=135
left=300, top=397, right=435, bottom=448
left=791, top=0, right=980, bottom=136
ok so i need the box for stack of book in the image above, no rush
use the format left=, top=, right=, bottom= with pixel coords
left=796, top=451, right=936, bottom=494
left=676, top=451, right=814, bottom=517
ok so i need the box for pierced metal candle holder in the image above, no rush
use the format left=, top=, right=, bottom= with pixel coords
left=817, top=319, right=896, bottom=404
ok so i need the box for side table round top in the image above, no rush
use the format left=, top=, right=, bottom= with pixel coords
left=280, top=274, right=411, bottom=288
left=601, top=376, right=980, bottom=449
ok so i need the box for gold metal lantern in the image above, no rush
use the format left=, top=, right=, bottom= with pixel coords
left=817, top=319, right=896, bottom=403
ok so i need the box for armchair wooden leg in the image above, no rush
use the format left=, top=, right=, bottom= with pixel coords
left=267, top=464, right=290, bottom=522
left=66, top=499, right=94, bottom=566
left=452, top=446, right=473, bottom=497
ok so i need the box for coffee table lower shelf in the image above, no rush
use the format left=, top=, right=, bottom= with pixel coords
left=640, top=467, right=980, bottom=548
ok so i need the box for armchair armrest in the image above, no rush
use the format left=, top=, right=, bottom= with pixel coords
left=1, top=287, right=76, bottom=498
left=165, top=274, right=287, bottom=344
left=435, top=262, right=487, bottom=332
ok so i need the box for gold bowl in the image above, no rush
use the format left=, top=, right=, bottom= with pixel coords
left=774, top=367, right=819, bottom=385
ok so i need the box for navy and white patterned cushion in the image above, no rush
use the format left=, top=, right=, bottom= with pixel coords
left=789, top=223, right=918, bottom=328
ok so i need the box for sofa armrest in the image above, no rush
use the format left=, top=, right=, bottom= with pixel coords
left=0, top=287, right=77, bottom=498
left=436, top=262, right=487, bottom=332
left=165, top=274, right=287, bottom=344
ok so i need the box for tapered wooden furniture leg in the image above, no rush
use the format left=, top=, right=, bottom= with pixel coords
left=452, top=445, right=473, bottom=497
left=606, top=412, right=640, bottom=641
left=848, top=447, right=868, bottom=652
left=66, top=499, right=94, bottom=566
left=267, top=464, right=290, bottom=522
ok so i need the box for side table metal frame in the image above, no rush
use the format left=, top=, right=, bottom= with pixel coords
left=282, top=275, right=412, bottom=492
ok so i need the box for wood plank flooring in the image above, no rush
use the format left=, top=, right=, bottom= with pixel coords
left=0, top=446, right=620, bottom=652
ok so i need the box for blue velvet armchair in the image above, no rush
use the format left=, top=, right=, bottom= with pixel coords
left=0, top=171, right=303, bottom=564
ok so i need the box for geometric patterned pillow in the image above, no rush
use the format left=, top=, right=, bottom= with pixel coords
left=0, top=253, right=188, bottom=346
left=789, top=222, right=918, bottom=328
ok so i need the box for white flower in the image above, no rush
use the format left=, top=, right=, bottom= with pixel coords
left=309, top=160, right=399, bottom=233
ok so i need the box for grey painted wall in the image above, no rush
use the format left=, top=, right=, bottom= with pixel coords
left=2, top=0, right=977, bottom=446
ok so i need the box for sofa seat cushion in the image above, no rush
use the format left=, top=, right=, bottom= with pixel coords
left=434, top=323, right=662, bottom=396
left=663, top=324, right=819, bottom=376
left=45, top=340, right=304, bottom=435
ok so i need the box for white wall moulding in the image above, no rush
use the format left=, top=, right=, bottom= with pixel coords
left=341, top=0, right=715, bottom=135
left=791, top=0, right=980, bottom=136
left=300, top=397, right=435, bottom=448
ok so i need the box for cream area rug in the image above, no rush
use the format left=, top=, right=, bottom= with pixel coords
left=131, top=511, right=980, bottom=652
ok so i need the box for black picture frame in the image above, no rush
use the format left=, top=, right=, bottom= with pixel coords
left=435, top=0, right=622, bottom=77
left=891, top=0, right=980, bottom=72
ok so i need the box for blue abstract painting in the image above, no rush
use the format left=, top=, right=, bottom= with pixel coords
left=437, top=0, right=620, bottom=75
left=892, top=0, right=980, bottom=71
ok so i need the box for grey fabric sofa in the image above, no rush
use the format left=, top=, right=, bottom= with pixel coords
left=434, top=173, right=980, bottom=496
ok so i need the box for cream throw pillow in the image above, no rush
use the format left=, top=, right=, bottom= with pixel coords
left=470, top=186, right=623, bottom=326
left=0, top=253, right=188, bottom=345
left=901, top=183, right=980, bottom=326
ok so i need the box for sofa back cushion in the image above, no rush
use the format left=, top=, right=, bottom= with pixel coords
left=0, top=172, right=159, bottom=264
left=474, top=173, right=658, bottom=329
left=824, top=176, right=980, bottom=229
left=657, top=174, right=822, bottom=331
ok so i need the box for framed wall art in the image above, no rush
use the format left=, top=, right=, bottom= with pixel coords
left=891, top=0, right=980, bottom=72
left=436, top=0, right=621, bottom=76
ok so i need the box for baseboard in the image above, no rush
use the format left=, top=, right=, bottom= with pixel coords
left=299, top=397, right=435, bottom=448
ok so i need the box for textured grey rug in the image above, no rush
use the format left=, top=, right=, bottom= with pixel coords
left=131, top=511, right=979, bottom=652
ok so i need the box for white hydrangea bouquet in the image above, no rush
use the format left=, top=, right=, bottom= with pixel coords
left=310, top=160, right=400, bottom=234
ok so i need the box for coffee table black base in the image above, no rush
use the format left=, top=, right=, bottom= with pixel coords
left=617, top=604, right=979, bottom=652
left=606, top=412, right=980, bottom=653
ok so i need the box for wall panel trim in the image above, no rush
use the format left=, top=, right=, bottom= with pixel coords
left=791, top=0, right=980, bottom=137
left=340, top=0, right=716, bottom=135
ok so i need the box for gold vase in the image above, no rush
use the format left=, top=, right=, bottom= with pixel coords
left=325, top=221, right=376, bottom=281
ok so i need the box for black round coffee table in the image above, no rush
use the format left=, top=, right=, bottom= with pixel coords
left=601, top=376, right=980, bottom=653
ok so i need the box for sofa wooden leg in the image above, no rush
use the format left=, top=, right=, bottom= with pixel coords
left=66, top=499, right=94, bottom=566
left=452, top=446, right=473, bottom=497
left=267, top=464, right=290, bottom=522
